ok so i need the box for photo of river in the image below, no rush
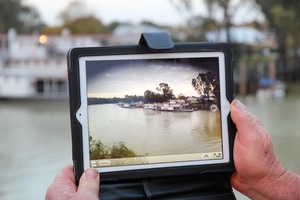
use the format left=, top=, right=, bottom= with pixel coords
left=85, top=54, right=224, bottom=166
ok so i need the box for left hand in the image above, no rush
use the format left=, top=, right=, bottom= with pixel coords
left=46, top=165, right=100, bottom=200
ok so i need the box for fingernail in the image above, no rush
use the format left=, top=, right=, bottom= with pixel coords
left=232, top=99, right=247, bottom=112
left=85, top=168, right=99, bottom=180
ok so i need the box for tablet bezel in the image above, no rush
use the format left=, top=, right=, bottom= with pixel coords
left=67, top=42, right=235, bottom=182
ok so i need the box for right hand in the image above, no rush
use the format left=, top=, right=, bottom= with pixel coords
left=230, top=100, right=300, bottom=200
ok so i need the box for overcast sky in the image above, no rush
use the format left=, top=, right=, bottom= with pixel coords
left=23, top=0, right=264, bottom=27
left=23, top=0, right=185, bottom=26
left=87, top=61, right=202, bottom=98
left=86, top=57, right=219, bottom=98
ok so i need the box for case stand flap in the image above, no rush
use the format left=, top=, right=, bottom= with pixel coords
left=138, top=32, right=174, bottom=50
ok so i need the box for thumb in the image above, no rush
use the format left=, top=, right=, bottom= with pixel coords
left=230, top=99, right=266, bottom=145
left=230, top=99, right=276, bottom=179
left=77, top=168, right=100, bottom=199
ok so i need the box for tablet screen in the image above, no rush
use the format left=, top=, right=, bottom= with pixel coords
left=78, top=52, right=230, bottom=172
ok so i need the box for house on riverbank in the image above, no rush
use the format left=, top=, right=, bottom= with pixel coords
left=0, top=25, right=165, bottom=99
left=0, top=29, right=110, bottom=99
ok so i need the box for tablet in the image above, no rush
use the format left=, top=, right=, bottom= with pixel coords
left=67, top=41, right=235, bottom=182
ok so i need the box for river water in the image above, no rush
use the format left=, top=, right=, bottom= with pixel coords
left=0, top=96, right=299, bottom=200
left=89, top=104, right=221, bottom=160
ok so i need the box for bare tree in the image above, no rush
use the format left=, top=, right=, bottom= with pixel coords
left=169, top=0, right=247, bottom=42
left=192, top=72, right=218, bottom=99
left=58, top=0, right=89, bottom=24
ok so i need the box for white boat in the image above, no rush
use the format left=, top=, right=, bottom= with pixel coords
left=144, top=103, right=155, bottom=110
left=122, top=103, right=130, bottom=108
left=160, top=102, right=193, bottom=112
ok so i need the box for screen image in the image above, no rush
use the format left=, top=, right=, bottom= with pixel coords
left=84, top=54, right=225, bottom=170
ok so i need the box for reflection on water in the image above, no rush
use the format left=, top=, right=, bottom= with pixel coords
left=0, top=100, right=71, bottom=200
left=0, top=96, right=300, bottom=200
left=234, top=96, right=300, bottom=200
left=243, top=96, right=300, bottom=174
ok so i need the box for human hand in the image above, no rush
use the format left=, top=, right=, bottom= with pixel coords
left=46, top=165, right=100, bottom=200
left=230, top=99, right=300, bottom=199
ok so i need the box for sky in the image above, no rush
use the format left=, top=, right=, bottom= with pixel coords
left=23, top=0, right=264, bottom=27
left=23, top=0, right=186, bottom=26
left=87, top=61, right=202, bottom=98
left=86, top=57, right=219, bottom=98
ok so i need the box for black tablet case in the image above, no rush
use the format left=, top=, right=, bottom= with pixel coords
left=67, top=32, right=236, bottom=199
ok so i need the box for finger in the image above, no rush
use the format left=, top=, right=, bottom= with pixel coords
left=56, top=165, right=76, bottom=181
left=231, top=171, right=247, bottom=193
left=230, top=100, right=277, bottom=178
left=77, top=168, right=100, bottom=199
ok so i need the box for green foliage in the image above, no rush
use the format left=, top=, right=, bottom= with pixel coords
left=43, top=0, right=111, bottom=35
left=0, top=0, right=44, bottom=33
left=89, top=136, right=138, bottom=160
left=192, top=72, right=219, bottom=98
left=144, top=90, right=163, bottom=103
left=42, top=26, right=64, bottom=35
left=65, top=16, right=108, bottom=34
left=58, top=0, right=87, bottom=24
left=144, top=83, right=175, bottom=103
left=156, top=83, right=175, bottom=100
left=254, top=0, right=300, bottom=68
left=110, top=142, right=137, bottom=158
left=89, top=136, right=109, bottom=159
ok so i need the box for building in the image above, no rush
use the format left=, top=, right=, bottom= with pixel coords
left=0, top=24, right=166, bottom=99
left=0, top=29, right=111, bottom=99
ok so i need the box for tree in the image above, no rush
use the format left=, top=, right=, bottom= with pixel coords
left=89, top=136, right=138, bottom=160
left=51, top=0, right=108, bottom=34
left=156, top=83, right=175, bottom=101
left=42, top=26, right=64, bottom=35
left=65, top=16, right=108, bottom=34
left=110, top=142, right=137, bottom=158
left=192, top=72, right=219, bottom=98
left=144, top=83, right=175, bottom=103
left=144, top=90, right=153, bottom=103
left=178, top=93, right=187, bottom=100
left=89, top=136, right=109, bottom=159
left=170, top=0, right=238, bottom=42
left=218, top=0, right=232, bottom=42
left=0, top=0, right=44, bottom=33
left=254, top=0, right=300, bottom=73
left=58, top=0, right=88, bottom=24
left=144, top=90, right=163, bottom=103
